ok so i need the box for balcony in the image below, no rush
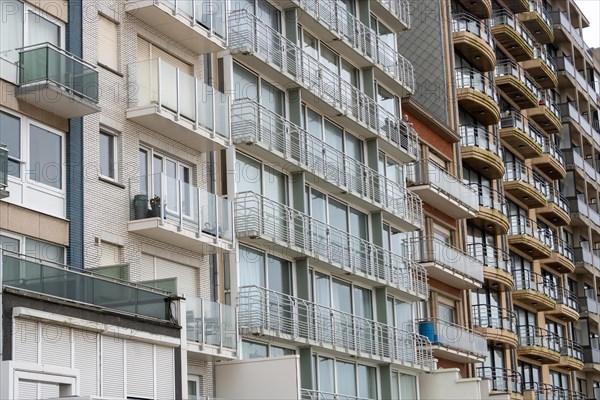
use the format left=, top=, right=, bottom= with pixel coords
left=238, top=286, right=434, bottom=370
left=455, top=68, right=500, bottom=125
left=15, top=43, right=99, bottom=118
left=537, top=188, right=571, bottom=226
left=557, top=338, right=584, bottom=370
left=0, top=145, right=7, bottom=199
left=460, top=125, right=505, bottom=179
left=456, top=0, right=492, bottom=18
left=499, top=111, right=543, bottom=159
left=524, top=91, right=561, bottom=135
left=1, top=250, right=175, bottom=321
left=124, top=0, right=226, bottom=53
left=228, top=10, right=419, bottom=161
left=477, top=367, right=522, bottom=396
left=127, top=174, right=234, bottom=254
left=235, top=192, right=428, bottom=300
left=491, top=11, right=535, bottom=61
left=507, top=216, right=553, bottom=259
left=520, top=46, right=557, bottom=89
left=126, top=58, right=230, bottom=152
left=469, top=244, right=514, bottom=289
left=472, top=304, right=518, bottom=347
left=186, top=297, right=237, bottom=361
left=469, top=185, right=510, bottom=234
left=452, top=13, right=496, bottom=72
left=503, top=162, right=548, bottom=208
left=583, top=343, right=600, bottom=371
left=231, top=99, right=423, bottom=231
left=512, top=270, right=557, bottom=311
left=563, top=148, right=585, bottom=180
left=406, top=159, right=478, bottom=219
left=526, top=384, right=586, bottom=400
left=495, top=60, right=542, bottom=109
left=288, top=0, right=414, bottom=96
left=568, top=197, right=595, bottom=228
left=503, top=0, right=529, bottom=13
left=518, top=0, right=553, bottom=44
left=579, top=295, right=600, bottom=325
left=574, top=246, right=595, bottom=274
left=544, top=236, right=575, bottom=273
left=546, top=285, right=579, bottom=322
left=417, top=318, right=487, bottom=363
left=530, top=138, right=567, bottom=179
left=409, top=236, right=483, bottom=289
left=560, top=102, right=583, bottom=138
left=516, top=325, right=561, bottom=363
left=555, top=56, right=577, bottom=88
left=369, top=0, right=411, bottom=32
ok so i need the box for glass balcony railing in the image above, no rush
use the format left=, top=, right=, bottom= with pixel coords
left=513, top=270, right=558, bottom=300
left=127, top=58, right=230, bottom=140
left=230, top=99, right=423, bottom=229
left=459, top=125, right=502, bottom=157
left=186, top=297, right=237, bottom=350
left=500, top=110, right=544, bottom=147
left=469, top=184, right=508, bottom=215
left=527, top=0, right=552, bottom=28
left=18, top=42, right=99, bottom=103
left=158, top=0, right=226, bottom=39
left=476, top=367, right=522, bottom=394
left=540, top=137, right=565, bottom=167
left=235, top=192, right=428, bottom=298
left=532, top=45, right=557, bottom=74
left=455, top=67, right=499, bottom=102
left=0, top=145, right=7, bottom=192
left=468, top=243, right=513, bottom=273
left=491, top=10, right=535, bottom=50
left=584, top=342, right=600, bottom=364
left=1, top=250, right=174, bottom=321
left=504, top=161, right=550, bottom=197
left=301, top=389, right=369, bottom=400
left=496, top=59, right=542, bottom=100
left=417, top=318, right=487, bottom=358
left=556, top=285, right=580, bottom=312
left=579, top=294, right=599, bottom=315
left=538, top=90, right=561, bottom=120
left=508, top=215, right=554, bottom=249
left=517, top=324, right=561, bottom=353
left=238, top=286, right=434, bottom=369
left=228, top=10, right=419, bottom=159
left=472, top=304, right=517, bottom=332
left=129, top=173, right=234, bottom=243
left=452, top=12, right=495, bottom=48
left=547, top=187, right=570, bottom=214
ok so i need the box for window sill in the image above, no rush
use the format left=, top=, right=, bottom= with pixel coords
left=99, top=176, right=125, bottom=189
left=98, top=62, right=124, bottom=77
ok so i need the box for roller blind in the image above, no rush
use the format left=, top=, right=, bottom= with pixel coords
left=99, top=15, right=118, bottom=70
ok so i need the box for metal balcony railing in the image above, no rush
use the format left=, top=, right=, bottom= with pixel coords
left=547, top=187, right=570, bottom=214
left=500, top=110, right=544, bottom=147
left=513, top=270, right=558, bottom=300
left=527, top=383, right=586, bottom=400
left=238, top=286, right=434, bottom=369
left=405, top=159, right=479, bottom=211
left=452, top=12, right=495, bottom=47
left=376, top=0, right=411, bottom=28
left=295, top=0, right=414, bottom=91
left=459, top=125, right=503, bottom=158
left=538, top=89, right=561, bottom=120
left=416, top=318, right=487, bottom=357
left=157, top=0, right=226, bottom=38
left=556, top=285, right=580, bottom=312
left=455, top=67, right=499, bottom=102
left=468, top=184, right=508, bottom=215
left=127, top=58, right=230, bottom=140
left=18, top=42, right=99, bottom=103
left=527, top=0, right=552, bottom=28
left=508, top=215, right=554, bottom=248
left=560, top=337, right=584, bottom=361
left=129, top=174, right=234, bottom=243
left=228, top=10, right=419, bottom=159
left=540, top=137, right=565, bottom=167
left=496, top=59, right=542, bottom=100
left=408, top=236, right=484, bottom=283
left=468, top=243, right=513, bottom=273
left=472, top=304, right=517, bottom=332
left=491, top=10, right=535, bottom=50
left=1, top=250, right=174, bottom=321
left=235, top=192, right=428, bottom=298
left=0, top=145, right=7, bottom=192
left=517, top=324, right=561, bottom=353
left=532, top=45, right=557, bottom=75
left=504, top=161, right=549, bottom=197
left=186, top=297, right=237, bottom=351
left=476, top=367, right=522, bottom=394
left=230, top=99, right=423, bottom=229
left=301, top=389, right=370, bottom=400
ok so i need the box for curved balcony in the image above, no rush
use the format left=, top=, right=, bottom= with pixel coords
left=518, top=1, right=553, bottom=44
left=495, top=60, right=541, bottom=109
left=469, top=244, right=514, bottom=289
left=472, top=305, right=518, bottom=348
left=525, top=385, right=587, bottom=400
left=417, top=318, right=487, bottom=363
left=503, top=0, right=530, bottom=13
left=231, top=99, right=423, bottom=231
left=452, top=13, right=496, bottom=72
left=537, top=188, right=571, bottom=226
left=456, top=0, right=492, bottom=18
left=499, top=111, right=543, bottom=159
left=235, top=191, right=428, bottom=300
left=491, top=10, right=535, bottom=61
left=228, top=10, right=419, bottom=161
left=507, top=216, right=553, bottom=259
left=468, top=185, right=510, bottom=234
left=512, top=270, right=557, bottom=311
left=516, top=325, right=561, bottom=363
left=504, top=162, right=548, bottom=208
left=557, top=338, right=584, bottom=370
left=525, top=91, right=561, bottom=135
left=455, top=68, right=501, bottom=125
left=460, top=125, right=505, bottom=179
left=409, top=236, right=483, bottom=289
left=238, top=286, right=434, bottom=370
left=521, top=46, right=557, bottom=89
left=546, top=286, right=580, bottom=322
left=530, top=138, right=566, bottom=179
left=477, top=367, right=522, bottom=396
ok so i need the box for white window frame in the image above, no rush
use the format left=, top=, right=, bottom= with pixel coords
left=0, top=230, right=66, bottom=264
left=187, top=375, right=202, bottom=400
left=99, top=128, right=119, bottom=182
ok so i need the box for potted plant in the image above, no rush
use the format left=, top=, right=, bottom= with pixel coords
left=149, top=195, right=161, bottom=217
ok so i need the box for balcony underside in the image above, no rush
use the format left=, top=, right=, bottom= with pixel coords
left=495, top=75, right=538, bottom=109
left=545, top=304, right=579, bottom=322
left=409, top=185, right=476, bottom=219
left=537, top=203, right=571, bottom=226
left=421, top=262, right=482, bottom=290
left=431, top=346, right=486, bottom=364
left=504, top=0, right=529, bottom=13
left=461, top=146, right=505, bottom=179
left=125, top=1, right=226, bottom=53
left=543, top=252, right=575, bottom=274
left=512, top=289, right=556, bottom=311
left=491, top=25, right=534, bottom=61
left=126, top=105, right=229, bottom=152
left=457, top=88, right=501, bottom=125
left=583, top=363, right=600, bottom=373
left=16, top=83, right=100, bottom=118
left=530, top=154, right=567, bottom=180
left=557, top=70, right=576, bottom=89
left=187, top=342, right=237, bottom=362
left=519, top=12, right=554, bottom=44
left=474, top=327, right=518, bottom=348
left=470, top=207, right=510, bottom=235
left=499, top=127, right=543, bottom=158
left=524, top=107, right=561, bottom=135
left=483, top=266, right=514, bottom=290
left=508, top=235, right=552, bottom=259
left=518, top=346, right=560, bottom=364
left=520, top=59, right=558, bottom=89
left=369, top=1, right=410, bottom=33
left=453, top=32, right=496, bottom=72
left=457, top=0, right=492, bottom=18
left=128, top=218, right=232, bottom=254
left=552, top=356, right=584, bottom=371
left=503, top=180, right=547, bottom=208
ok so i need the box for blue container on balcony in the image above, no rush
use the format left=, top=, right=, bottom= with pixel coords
left=419, top=321, right=439, bottom=344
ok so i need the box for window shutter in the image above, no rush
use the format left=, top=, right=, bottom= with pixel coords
left=13, top=319, right=38, bottom=363
left=40, top=323, right=71, bottom=367
left=139, top=253, right=155, bottom=281
left=156, top=257, right=198, bottom=298
left=99, top=241, right=120, bottom=266
left=126, top=341, right=154, bottom=399
left=74, top=329, right=98, bottom=396
left=98, top=15, right=118, bottom=70
left=156, top=346, right=175, bottom=398
left=101, top=336, right=124, bottom=398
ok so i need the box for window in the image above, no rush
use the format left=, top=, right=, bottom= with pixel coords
left=241, top=340, right=295, bottom=359
left=0, top=233, right=65, bottom=264
left=100, top=130, right=118, bottom=180
left=98, top=15, right=118, bottom=71
left=313, top=355, right=377, bottom=398
left=0, top=111, right=21, bottom=178
left=187, top=375, right=203, bottom=400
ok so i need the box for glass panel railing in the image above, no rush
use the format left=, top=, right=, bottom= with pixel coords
left=459, top=125, right=502, bottom=157
left=504, top=161, right=547, bottom=193
left=528, top=0, right=552, bottom=28
left=18, top=42, right=99, bottom=103
left=472, top=304, right=517, bottom=332
left=162, top=0, right=227, bottom=39
left=186, top=297, right=237, bottom=350
left=500, top=110, right=544, bottom=148
left=533, top=45, right=556, bottom=74
left=417, top=318, right=487, bottom=357
left=513, top=269, right=558, bottom=300
left=555, top=56, right=575, bottom=78
left=517, top=324, right=561, bottom=353
left=0, top=145, right=7, bottom=191
left=1, top=250, right=172, bottom=320
left=496, top=60, right=541, bottom=100
left=556, top=285, right=580, bottom=312
left=508, top=215, right=553, bottom=248
left=452, top=12, right=494, bottom=47
left=468, top=184, right=508, bottom=215
left=547, top=187, right=570, bottom=214
left=455, top=67, right=498, bottom=102
left=560, top=337, right=584, bottom=361
left=491, top=10, right=534, bottom=50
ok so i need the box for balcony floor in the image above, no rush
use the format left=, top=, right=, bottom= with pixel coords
left=431, top=346, right=486, bottom=364
left=187, top=341, right=237, bottom=362
left=409, top=185, right=476, bottom=219
left=16, top=82, right=100, bottom=118
left=421, top=262, right=482, bottom=290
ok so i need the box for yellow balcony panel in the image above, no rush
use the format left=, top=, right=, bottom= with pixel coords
left=453, top=31, right=496, bottom=72
left=537, top=203, right=571, bottom=227
left=512, top=270, right=557, bottom=311
left=457, top=88, right=501, bottom=125
left=472, top=305, right=518, bottom=349
left=508, top=235, right=552, bottom=259
left=513, top=289, right=556, bottom=310
left=461, top=146, right=506, bottom=180
left=530, top=153, right=567, bottom=180
left=475, top=327, right=518, bottom=348
left=518, top=345, right=561, bottom=364
left=546, top=304, right=579, bottom=322
left=554, top=356, right=584, bottom=371
left=456, top=0, right=492, bottom=18
left=471, top=207, right=510, bottom=235
left=518, top=10, right=554, bottom=44
left=521, top=58, right=558, bottom=89
left=499, top=128, right=542, bottom=159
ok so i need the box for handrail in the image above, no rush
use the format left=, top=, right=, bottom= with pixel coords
left=491, top=9, right=535, bottom=51
left=468, top=183, right=508, bottom=214
left=496, top=59, right=542, bottom=100
left=517, top=324, right=561, bottom=353
left=467, top=243, right=512, bottom=272
left=547, top=186, right=570, bottom=214
left=556, top=285, right=580, bottom=312
left=560, top=337, right=584, bottom=361
left=540, top=136, right=565, bottom=167
left=508, top=215, right=554, bottom=248
left=538, top=89, right=561, bottom=120
left=301, top=389, right=370, bottom=400
left=459, top=125, right=502, bottom=157
left=472, top=304, right=517, bottom=332
left=527, top=0, right=552, bottom=29
left=533, top=45, right=556, bottom=74
left=476, top=366, right=522, bottom=394
left=500, top=110, right=544, bottom=148
left=452, top=12, right=494, bottom=47
left=504, top=161, right=549, bottom=198
left=377, top=0, right=411, bottom=28
left=512, top=269, right=558, bottom=300
left=455, top=67, right=498, bottom=102
left=151, top=0, right=227, bottom=39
